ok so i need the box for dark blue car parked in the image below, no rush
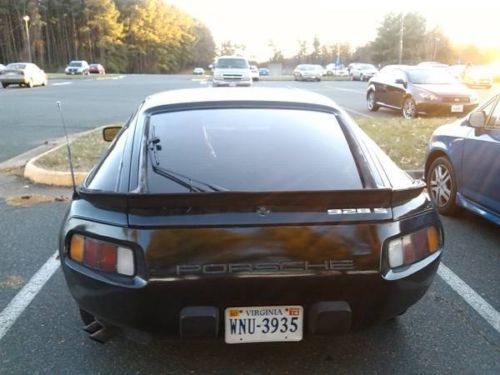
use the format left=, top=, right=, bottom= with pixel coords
left=425, top=93, right=500, bottom=225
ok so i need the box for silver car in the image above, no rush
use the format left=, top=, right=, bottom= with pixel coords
left=0, top=62, right=48, bottom=88
left=293, top=64, right=323, bottom=81
left=350, top=64, right=378, bottom=81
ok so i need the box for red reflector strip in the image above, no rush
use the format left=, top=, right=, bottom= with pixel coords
left=84, top=238, right=99, bottom=268
left=99, top=243, right=117, bottom=273
left=83, top=237, right=117, bottom=273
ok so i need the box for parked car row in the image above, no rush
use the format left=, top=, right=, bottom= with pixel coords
left=65, top=60, right=106, bottom=75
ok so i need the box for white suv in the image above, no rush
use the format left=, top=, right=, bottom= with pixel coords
left=212, top=56, right=252, bottom=87
left=65, top=60, right=89, bottom=75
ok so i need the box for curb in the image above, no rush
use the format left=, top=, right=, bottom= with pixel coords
left=24, top=152, right=88, bottom=186
left=0, top=142, right=61, bottom=171
left=23, top=126, right=108, bottom=187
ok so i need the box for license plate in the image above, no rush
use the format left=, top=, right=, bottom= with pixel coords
left=225, top=305, right=303, bottom=344
left=451, top=104, right=464, bottom=112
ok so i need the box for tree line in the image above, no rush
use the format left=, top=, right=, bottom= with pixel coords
left=0, top=0, right=216, bottom=73
left=261, top=12, right=499, bottom=67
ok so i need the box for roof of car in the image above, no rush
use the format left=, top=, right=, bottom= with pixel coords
left=142, top=88, right=341, bottom=112
left=216, top=55, right=248, bottom=60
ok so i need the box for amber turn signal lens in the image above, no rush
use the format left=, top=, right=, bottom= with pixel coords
left=427, top=227, right=439, bottom=253
left=69, top=234, right=85, bottom=263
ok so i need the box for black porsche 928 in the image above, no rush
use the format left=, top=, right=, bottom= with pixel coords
left=59, top=88, right=443, bottom=344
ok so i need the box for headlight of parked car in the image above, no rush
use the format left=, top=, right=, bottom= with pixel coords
left=421, top=92, right=439, bottom=101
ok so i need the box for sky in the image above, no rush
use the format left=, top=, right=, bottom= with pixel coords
left=168, top=0, right=500, bottom=62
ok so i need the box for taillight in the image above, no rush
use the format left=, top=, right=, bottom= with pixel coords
left=68, top=234, right=135, bottom=276
left=387, top=227, right=441, bottom=269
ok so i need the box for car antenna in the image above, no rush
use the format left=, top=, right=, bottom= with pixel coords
left=56, top=101, right=77, bottom=196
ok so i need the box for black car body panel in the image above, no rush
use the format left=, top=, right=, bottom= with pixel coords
left=59, top=88, right=443, bottom=342
left=367, top=66, right=478, bottom=116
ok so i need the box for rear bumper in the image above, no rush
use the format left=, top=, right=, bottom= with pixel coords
left=0, top=77, right=28, bottom=84
left=296, top=75, right=321, bottom=81
left=213, top=78, right=252, bottom=86
left=61, top=250, right=441, bottom=338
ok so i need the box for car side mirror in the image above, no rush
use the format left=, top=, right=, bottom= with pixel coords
left=468, top=111, right=486, bottom=128
left=102, top=126, right=122, bottom=142
left=395, top=78, right=407, bottom=87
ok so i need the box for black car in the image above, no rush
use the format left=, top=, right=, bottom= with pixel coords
left=366, top=66, right=479, bottom=119
left=59, top=88, right=443, bottom=344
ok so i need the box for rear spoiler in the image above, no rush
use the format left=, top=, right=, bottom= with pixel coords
left=77, top=182, right=425, bottom=213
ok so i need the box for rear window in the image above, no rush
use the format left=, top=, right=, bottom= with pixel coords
left=7, top=63, right=26, bottom=69
left=146, top=108, right=362, bottom=193
left=407, top=68, right=456, bottom=84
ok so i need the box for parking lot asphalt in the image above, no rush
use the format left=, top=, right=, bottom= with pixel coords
left=0, top=74, right=497, bottom=163
left=0, top=75, right=499, bottom=374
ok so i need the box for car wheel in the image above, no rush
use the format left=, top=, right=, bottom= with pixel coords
left=2, top=83, right=8, bottom=88
left=27, top=80, right=33, bottom=88
left=79, top=308, right=95, bottom=325
left=402, top=97, right=416, bottom=119
left=367, top=91, right=379, bottom=111
left=426, top=157, right=459, bottom=215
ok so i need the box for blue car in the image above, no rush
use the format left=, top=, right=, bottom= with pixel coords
left=259, top=68, right=270, bottom=76
left=425, top=93, right=500, bottom=225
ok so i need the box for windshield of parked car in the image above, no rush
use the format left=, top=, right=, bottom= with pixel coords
left=215, top=58, right=249, bottom=69
left=146, top=108, right=362, bottom=193
left=6, top=63, right=26, bottom=70
left=468, top=66, right=492, bottom=76
left=69, top=61, right=82, bottom=67
left=407, top=68, right=457, bottom=84
left=298, top=65, right=315, bottom=70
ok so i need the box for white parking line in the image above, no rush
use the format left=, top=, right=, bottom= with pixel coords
left=51, top=82, right=72, bottom=86
left=0, top=251, right=60, bottom=341
left=331, top=87, right=365, bottom=94
left=438, top=263, right=500, bottom=335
